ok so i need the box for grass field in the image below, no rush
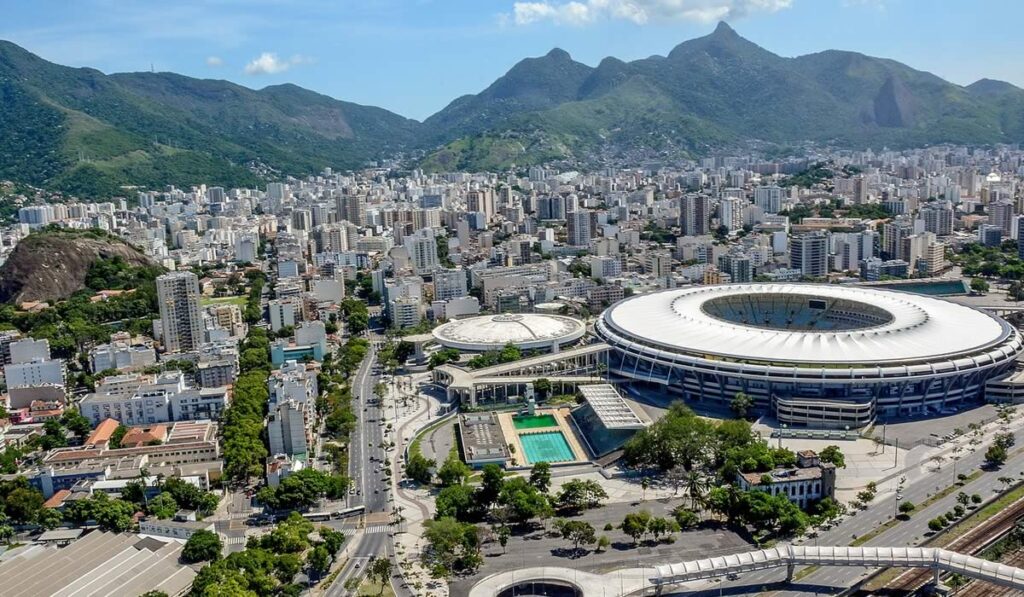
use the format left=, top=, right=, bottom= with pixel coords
left=200, top=295, right=247, bottom=307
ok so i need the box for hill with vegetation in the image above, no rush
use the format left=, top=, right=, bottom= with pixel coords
left=0, top=41, right=419, bottom=197
left=4, top=23, right=1024, bottom=183
left=420, top=22, right=1024, bottom=170
left=0, top=228, right=156, bottom=304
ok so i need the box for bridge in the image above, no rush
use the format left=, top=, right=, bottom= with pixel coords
left=469, top=545, right=1024, bottom=596
left=652, top=545, right=1024, bottom=592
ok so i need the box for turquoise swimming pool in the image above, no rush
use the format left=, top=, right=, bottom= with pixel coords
left=519, top=431, right=575, bottom=464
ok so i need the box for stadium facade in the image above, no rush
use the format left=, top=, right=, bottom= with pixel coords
left=596, top=284, right=1024, bottom=428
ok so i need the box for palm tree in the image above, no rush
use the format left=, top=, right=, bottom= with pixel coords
left=684, top=471, right=709, bottom=512
left=138, top=467, right=150, bottom=508
left=641, top=477, right=650, bottom=502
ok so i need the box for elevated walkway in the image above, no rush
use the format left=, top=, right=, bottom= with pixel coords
left=652, top=545, right=1024, bottom=592
left=469, top=545, right=1024, bottom=597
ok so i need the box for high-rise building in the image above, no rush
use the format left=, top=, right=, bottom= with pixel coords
left=790, top=232, right=828, bottom=278
left=340, top=195, right=366, bottom=226
left=679, top=195, right=711, bottom=236
left=567, top=210, right=592, bottom=247
left=718, top=197, right=745, bottom=233
left=433, top=269, right=468, bottom=302
left=267, top=400, right=308, bottom=457
left=920, top=201, right=954, bottom=236
left=990, top=200, right=1015, bottom=238
left=753, top=186, right=783, bottom=214
left=466, top=190, right=495, bottom=221
left=156, top=272, right=203, bottom=353
left=404, top=229, right=440, bottom=275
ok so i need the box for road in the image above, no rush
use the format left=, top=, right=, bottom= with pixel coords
left=326, top=338, right=409, bottom=596
left=671, top=426, right=1024, bottom=596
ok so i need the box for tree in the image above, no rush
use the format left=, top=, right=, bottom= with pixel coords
left=899, top=501, right=916, bottom=517
left=529, top=461, right=551, bottom=493
left=437, top=453, right=471, bottom=488
left=621, top=511, right=652, bottom=545
left=597, top=534, right=611, bottom=552
left=555, top=519, right=596, bottom=555
left=423, top=517, right=482, bottom=579
left=36, top=507, right=63, bottom=530
left=986, top=443, right=1008, bottom=466
left=496, top=525, right=510, bottom=554
left=405, top=452, right=434, bottom=485
left=648, top=517, right=678, bottom=543
left=533, top=378, right=552, bottom=400
left=972, top=493, right=983, bottom=505
left=368, top=556, right=393, bottom=593
left=5, top=486, right=44, bottom=524
left=730, top=392, right=754, bottom=419
left=672, top=506, right=700, bottom=530
left=641, top=477, right=650, bottom=502
left=971, top=278, right=990, bottom=293
left=183, top=529, right=223, bottom=563
left=683, top=471, right=710, bottom=511
left=148, top=492, right=178, bottom=519
left=307, top=546, right=332, bottom=582
left=435, top=485, right=479, bottom=522
left=555, top=479, right=608, bottom=513
left=928, top=518, right=945, bottom=532
left=478, top=464, right=506, bottom=508
left=497, top=477, right=551, bottom=524
left=818, top=445, right=846, bottom=469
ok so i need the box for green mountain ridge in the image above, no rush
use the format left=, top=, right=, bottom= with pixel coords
left=2, top=22, right=1024, bottom=188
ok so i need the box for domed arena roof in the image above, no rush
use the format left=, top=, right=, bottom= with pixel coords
left=432, top=313, right=586, bottom=352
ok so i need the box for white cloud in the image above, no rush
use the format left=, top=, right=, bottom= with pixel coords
left=508, top=0, right=792, bottom=26
left=205, top=55, right=224, bottom=67
left=243, top=52, right=312, bottom=75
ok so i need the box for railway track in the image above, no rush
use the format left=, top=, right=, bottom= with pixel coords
left=956, top=549, right=1024, bottom=597
left=867, top=495, right=1024, bottom=596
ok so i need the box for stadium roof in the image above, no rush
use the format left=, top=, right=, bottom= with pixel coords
left=600, top=284, right=1015, bottom=365
left=433, top=313, right=585, bottom=351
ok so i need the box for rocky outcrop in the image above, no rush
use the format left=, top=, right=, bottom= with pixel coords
left=0, top=232, right=153, bottom=304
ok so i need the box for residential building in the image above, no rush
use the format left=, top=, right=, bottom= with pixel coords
left=156, top=272, right=203, bottom=353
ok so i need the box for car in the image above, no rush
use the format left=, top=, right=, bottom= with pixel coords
left=726, top=573, right=740, bottom=581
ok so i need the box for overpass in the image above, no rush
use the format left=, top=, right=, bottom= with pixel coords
left=653, top=544, right=1024, bottom=593
left=469, top=545, right=1024, bottom=596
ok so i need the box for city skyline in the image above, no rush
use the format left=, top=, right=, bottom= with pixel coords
left=1, top=0, right=1021, bottom=120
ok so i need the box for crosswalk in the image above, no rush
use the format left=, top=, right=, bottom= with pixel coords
left=364, top=525, right=390, bottom=534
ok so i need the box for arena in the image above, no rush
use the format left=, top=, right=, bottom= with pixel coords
left=432, top=313, right=586, bottom=352
left=596, top=284, right=1024, bottom=428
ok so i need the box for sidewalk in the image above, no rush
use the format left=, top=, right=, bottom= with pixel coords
left=389, top=374, right=450, bottom=597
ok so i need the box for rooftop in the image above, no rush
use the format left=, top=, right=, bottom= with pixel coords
left=578, top=384, right=647, bottom=430
left=433, top=313, right=585, bottom=351
left=600, top=284, right=1016, bottom=365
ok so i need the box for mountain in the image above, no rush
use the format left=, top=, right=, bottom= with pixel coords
left=4, top=24, right=1024, bottom=185
left=0, top=41, right=419, bottom=197
left=421, top=22, right=1024, bottom=170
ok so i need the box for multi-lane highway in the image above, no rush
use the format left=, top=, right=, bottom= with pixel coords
left=326, top=338, right=407, bottom=596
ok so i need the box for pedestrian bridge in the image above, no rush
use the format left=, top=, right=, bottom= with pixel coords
left=652, top=545, right=1024, bottom=592
left=468, top=545, right=1024, bottom=596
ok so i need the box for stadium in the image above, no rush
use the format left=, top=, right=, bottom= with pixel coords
left=596, top=284, right=1024, bottom=428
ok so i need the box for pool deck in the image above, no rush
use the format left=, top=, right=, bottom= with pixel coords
left=497, top=407, right=588, bottom=467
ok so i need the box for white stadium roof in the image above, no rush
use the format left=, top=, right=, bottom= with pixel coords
left=433, top=313, right=586, bottom=351
left=600, top=284, right=1013, bottom=365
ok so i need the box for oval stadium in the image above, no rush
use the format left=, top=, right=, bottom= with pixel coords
left=596, top=284, right=1024, bottom=428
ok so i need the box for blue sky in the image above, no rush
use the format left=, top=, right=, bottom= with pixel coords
left=1, top=1, right=1020, bottom=121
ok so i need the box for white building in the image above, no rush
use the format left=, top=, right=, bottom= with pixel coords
left=79, top=371, right=229, bottom=427
left=157, top=272, right=203, bottom=354
left=267, top=400, right=309, bottom=457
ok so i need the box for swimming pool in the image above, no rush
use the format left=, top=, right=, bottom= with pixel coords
left=512, top=414, right=558, bottom=430
left=519, top=431, right=575, bottom=464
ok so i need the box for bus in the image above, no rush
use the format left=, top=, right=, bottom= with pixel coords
left=331, top=505, right=365, bottom=520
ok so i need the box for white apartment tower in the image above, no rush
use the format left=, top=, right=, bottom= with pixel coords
left=156, top=272, right=203, bottom=353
